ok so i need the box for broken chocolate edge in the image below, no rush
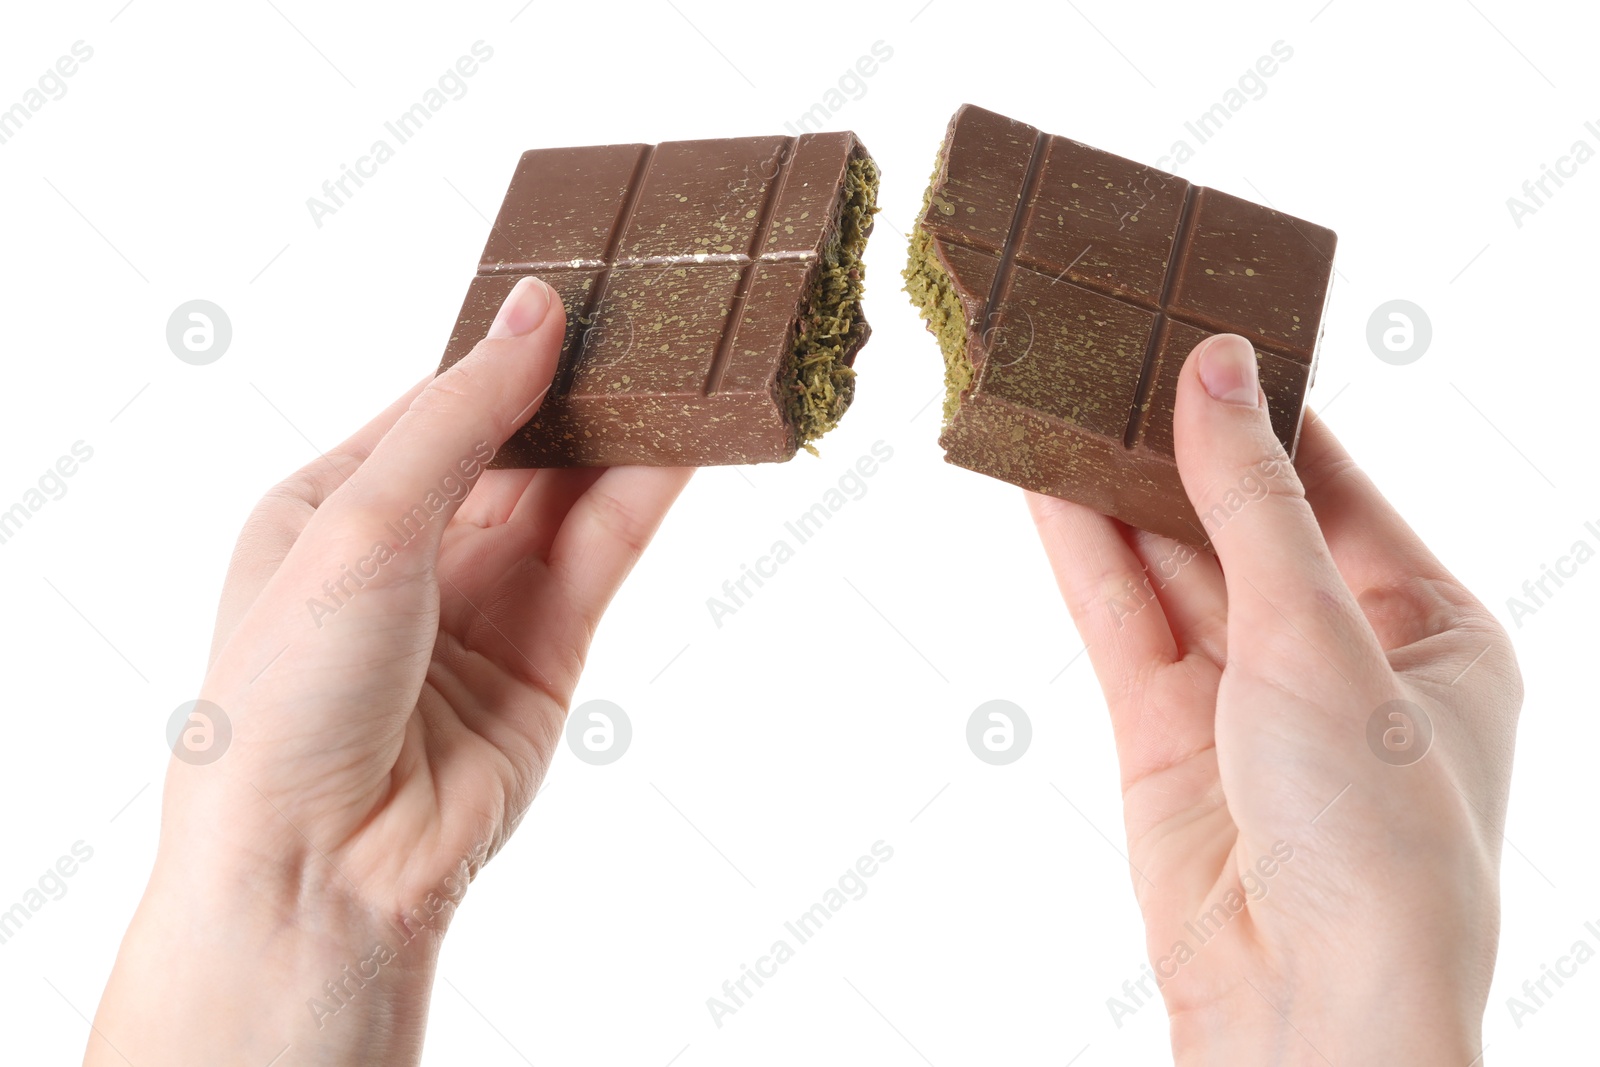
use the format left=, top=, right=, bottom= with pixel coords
left=901, top=122, right=974, bottom=427
left=783, top=144, right=879, bottom=453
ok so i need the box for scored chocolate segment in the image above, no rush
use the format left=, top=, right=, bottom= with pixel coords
left=929, top=238, right=1000, bottom=330
left=907, top=104, right=1336, bottom=543
left=442, top=132, right=876, bottom=467
left=1014, top=136, right=1190, bottom=307
left=617, top=137, right=787, bottom=263
left=920, top=105, right=1037, bottom=254
left=479, top=144, right=646, bottom=271
left=1167, top=187, right=1335, bottom=363
left=715, top=260, right=816, bottom=393
left=566, top=263, right=745, bottom=395
left=981, top=271, right=1155, bottom=440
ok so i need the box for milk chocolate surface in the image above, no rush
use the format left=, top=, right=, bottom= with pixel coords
left=905, top=104, right=1336, bottom=543
left=441, top=132, right=877, bottom=466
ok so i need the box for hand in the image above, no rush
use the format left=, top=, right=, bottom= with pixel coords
left=87, top=277, right=692, bottom=1066
left=1029, top=334, right=1521, bottom=1065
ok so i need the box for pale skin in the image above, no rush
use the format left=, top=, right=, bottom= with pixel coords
left=87, top=277, right=693, bottom=1065
left=86, top=280, right=1520, bottom=1063
left=1029, top=333, right=1521, bottom=1064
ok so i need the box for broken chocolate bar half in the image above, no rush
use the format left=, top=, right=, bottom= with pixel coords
left=439, top=132, right=878, bottom=467
left=904, top=104, right=1336, bottom=544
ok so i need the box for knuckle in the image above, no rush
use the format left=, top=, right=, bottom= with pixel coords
left=282, top=454, right=360, bottom=509
left=586, top=488, right=655, bottom=557
left=320, top=441, right=372, bottom=480
left=1297, top=450, right=1361, bottom=499
left=264, top=470, right=318, bottom=509
left=1255, top=449, right=1306, bottom=499
left=247, top=477, right=316, bottom=534
left=410, top=374, right=479, bottom=417
left=1194, top=449, right=1307, bottom=535
left=1454, top=610, right=1524, bottom=706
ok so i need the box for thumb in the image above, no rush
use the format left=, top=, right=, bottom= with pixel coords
left=308, top=274, right=564, bottom=553
left=1172, top=333, right=1355, bottom=645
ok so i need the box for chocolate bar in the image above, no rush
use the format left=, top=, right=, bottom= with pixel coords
left=904, top=104, right=1336, bottom=543
left=440, top=133, right=877, bottom=466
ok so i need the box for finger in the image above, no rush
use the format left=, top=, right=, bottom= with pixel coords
left=1293, top=411, right=1472, bottom=650
left=1295, top=411, right=1444, bottom=578
left=546, top=466, right=694, bottom=629
left=434, top=468, right=604, bottom=611
left=210, top=373, right=432, bottom=667
left=1172, top=334, right=1375, bottom=667
left=444, top=466, right=690, bottom=705
left=280, top=374, right=437, bottom=508
left=1028, top=492, right=1229, bottom=790
left=1125, top=526, right=1228, bottom=665
left=312, top=276, right=565, bottom=558
left=1026, top=491, right=1177, bottom=691
left=456, top=468, right=541, bottom=528
left=507, top=467, right=605, bottom=557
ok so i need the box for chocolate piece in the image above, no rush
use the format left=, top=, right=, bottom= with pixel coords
left=439, top=133, right=877, bottom=467
left=904, top=105, right=1336, bottom=544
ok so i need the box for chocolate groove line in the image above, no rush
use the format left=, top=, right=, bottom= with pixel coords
left=977, top=130, right=1051, bottom=355
left=933, top=174, right=1301, bottom=447
left=490, top=248, right=822, bottom=273
left=1124, top=183, right=1200, bottom=450
left=953, top=225, right=1285, bottom=359
left=552, top=143, right=658, bottom=400
left=704, top=136, right=799, bottom=397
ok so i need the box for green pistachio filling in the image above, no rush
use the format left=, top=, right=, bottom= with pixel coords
left=784, top=154, right=879, bottom=450
left=901, top=150, right=974, bottom=425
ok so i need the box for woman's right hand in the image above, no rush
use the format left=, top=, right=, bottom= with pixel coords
left=1030, top=333, right=1521, bottom=1065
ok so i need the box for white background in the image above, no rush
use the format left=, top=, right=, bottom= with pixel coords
left=2, top=0, right=1596, bottom=1063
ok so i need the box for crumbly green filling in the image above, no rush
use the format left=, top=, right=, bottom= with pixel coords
left=784, top=154, right=879, bottom=451
left=901, top=149, right=974, bottom=424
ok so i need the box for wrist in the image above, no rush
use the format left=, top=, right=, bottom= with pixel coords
left=1168, top=971, right=1483, bottom=1066
left=88, top=848, right=446, bottom=1067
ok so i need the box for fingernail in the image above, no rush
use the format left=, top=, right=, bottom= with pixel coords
left=1198, top=334, right=1260, bottom=407
left=486, top=277, right=553, bottom=339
